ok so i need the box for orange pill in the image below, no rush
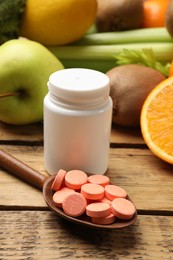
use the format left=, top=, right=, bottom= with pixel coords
left=81, top=183, right=104, bottom=200
left=111, top=198, right=136, bottom=220
left=86, top=202, right=111, bottom=218
left=65, top=170, right=88, bottom=190
left=91, top=213, right=116, bottom=225
left=52, top=187, right=75, bottom=208
left=51, top=169, right=66, bottom=191
left=62, top=192, right=87, bottom=217
left=87, top=174, right=110, bottom=187
left=99, top=196, right=112, bottom=205
left=105, top=185, right=127, bottom=201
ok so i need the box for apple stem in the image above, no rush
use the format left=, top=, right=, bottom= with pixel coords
left=0, top=93, right=19, bottom=98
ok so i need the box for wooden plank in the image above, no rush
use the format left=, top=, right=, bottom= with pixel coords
left=111, top=124, right=144, bottom=144
left=0, top=211, right=172, bottom=260
left=108, top=148, right=173, bottom=212
left=0, top=122, right=144, bottom=144
left=0, top=145, right=173, bottom=212
left=0, top=122, right=43, bottom=142
left=0, top=145, right=48, bottom=208
left=0, top=170, right=47, bottom=208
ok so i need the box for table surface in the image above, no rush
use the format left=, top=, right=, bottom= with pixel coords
left=0, top=122, right=173, bottom=260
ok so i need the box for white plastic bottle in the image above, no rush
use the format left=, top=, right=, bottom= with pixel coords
left=44, top=68, right=112, bottom=175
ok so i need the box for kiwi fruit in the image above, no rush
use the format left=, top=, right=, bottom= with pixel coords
left=96, top=0, right=144, bottom=32
left=166, top=0, right=173, bottom=38
left=106, top=64, right=165, bottom=127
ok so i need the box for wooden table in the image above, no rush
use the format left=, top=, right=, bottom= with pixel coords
left=0, top=121, right=173, bottom=260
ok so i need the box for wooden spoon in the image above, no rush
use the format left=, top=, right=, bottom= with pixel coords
left=0, top=149, right=137, bottom=229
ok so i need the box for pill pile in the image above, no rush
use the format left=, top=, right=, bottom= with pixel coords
left=51, top=169, right=136, bottom=225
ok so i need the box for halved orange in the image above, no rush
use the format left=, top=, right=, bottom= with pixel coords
left=140, top=76, right=173, bottom=164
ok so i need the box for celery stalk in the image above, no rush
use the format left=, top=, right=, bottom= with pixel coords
left=47, top=41, right=173, bottom=76
left=74, top=28, right=173, bottom=45
left=48, top=42, right=173, bottom=63
left=59, top=59, right=116, bottom=73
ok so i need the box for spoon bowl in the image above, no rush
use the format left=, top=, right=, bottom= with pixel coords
left=0, top=149, right=137, bottom=230
left=43, top=175, right=137, bottom=229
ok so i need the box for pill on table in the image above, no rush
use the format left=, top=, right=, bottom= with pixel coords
left=62, top=192, right=87, bottom=217
left=91, top=213, right=116, bottom=225
left=65, top=170, right=88, bottom=190
left=81, top=183, right=104, bottom=200
left=51, top=169, right=66, bottom=191
left=53, top=187, right=75, bottom=207
left=87, top=174, right=110, bottom=187
left=111, top=198, right=136, bottom=220
left=86, top=202, right=111, bottom=218
left=105, top=185, right=127, bottom=201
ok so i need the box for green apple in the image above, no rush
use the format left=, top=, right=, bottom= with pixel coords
left=0, top=38, right=64, bottom=124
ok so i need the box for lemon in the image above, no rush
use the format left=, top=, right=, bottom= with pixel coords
left=20, top=0, right=97, bottom=46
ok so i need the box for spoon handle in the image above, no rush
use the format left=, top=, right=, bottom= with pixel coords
left=0, top=149, right=47, bottom=190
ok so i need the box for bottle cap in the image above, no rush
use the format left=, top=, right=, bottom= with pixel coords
left=48, top=68, right=110, bottom=108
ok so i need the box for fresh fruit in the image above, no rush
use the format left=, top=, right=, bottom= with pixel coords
left=96, top=0, right=144, bottom=32
left=166, top=0, right=173, bottom=38
left=141, top=76, right=173, bottom=164
left=0, top=39, right=64, bottom=125
left=142, top=0, right=169, bottom=28
left=168, top=61, right=173, bottom=77
left=20, top=0, right=97, bottom=46
left=106, top=64, right=165, bottom=127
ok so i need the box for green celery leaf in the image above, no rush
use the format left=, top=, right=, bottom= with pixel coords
left=115, top=48, right=170, bottom=77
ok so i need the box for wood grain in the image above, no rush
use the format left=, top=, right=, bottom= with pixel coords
left=0, top=122, right=173, bottom=260
left=0, top=122, right=144, bottom=144
left=0, top=145, right=173, bottom=212
left=0, top=122, right=43, bottom=142
left=0, top=211, right=172, bottom=260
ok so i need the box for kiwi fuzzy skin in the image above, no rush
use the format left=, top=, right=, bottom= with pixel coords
left=106, top=64, right=165, bottom=127
left=166, top=0, right=173, bottom=38
left=96, top=0, right=144, bottom=32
